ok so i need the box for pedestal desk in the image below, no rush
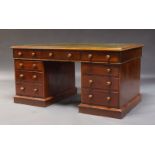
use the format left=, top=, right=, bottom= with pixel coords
left=11, top=43, right=143, bottom=118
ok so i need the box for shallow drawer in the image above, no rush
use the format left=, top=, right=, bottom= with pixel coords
left=16, top=83, right=45, bottom=98
left=81, top=88, right=119, bottom=108
left=81, top=51, right=120, bottom=63
left=15, top=70, right=44, bottom=83
left=82, top=75, right=119, bottom=91
left=15, top=60, right=44, bottom=72
left=13, top=49, right=40, bottom=59
left=82, top=63, right=119, bottom=77
left=53, top=51, right=80, bottom=61
left=37, top=50, right=80, bottom=61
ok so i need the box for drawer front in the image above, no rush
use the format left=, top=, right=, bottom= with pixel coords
left=81, top=52, right=120, bottom=63
left=81, top=88, right=119, bottom=108
left=16, top=83, right=45, bottom=98
left=82, top=75, right=119, bottom=91
left=13, top=49, right=40, bottom=59
left=16, top=71, right=44, bottom=83
left=82, top=63, right=119, bottom=77
left=15, top=60, right=44, bottom=72
left=38, top=50, right=80, bottom=61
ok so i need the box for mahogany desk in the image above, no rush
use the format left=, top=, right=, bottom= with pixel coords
left=11, top=43, right=143, bottom=118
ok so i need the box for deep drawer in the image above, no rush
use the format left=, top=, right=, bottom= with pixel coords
left=16, top=83, right=45, bottom=98
left=82, top=63, right=119, bottom=77
left=15, top=70, right=44, bottom=83
left=15, top=60, right=44, bottom=72
left=82, top=75, right=119, bottom=91
left=81, top=88, right=119, bottom=108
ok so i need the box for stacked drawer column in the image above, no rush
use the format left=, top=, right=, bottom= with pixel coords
left=14, top=59, right=51, bottom=106
left=81, top=62, right=120, bottom=108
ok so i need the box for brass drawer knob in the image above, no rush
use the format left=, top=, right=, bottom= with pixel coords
left=106, top=96, right=111, bottom=101
left=89, top=79, right=93, bottom=84
left=33, top=88, right=38, bottom=92
left=18, top=52, right=22, bottom=56
left=49, top=52, right=53, bottom=57
left=67, top=53, right=72, bottom=58
left=19, top=63, right=24, bottom=68
left=106, top=55, right=111, bottom=59
left=88, top=54, right=93, bottom=59
left=106, top=68, right=111, bottom=73
left=32, top=64, right=37, bottom=68
left=32, top=52, right=36, bottom=57
left=20, top=86, right=25, bottom=91
left=19, top=74, right=24, bottom=78
left=88, top=94, right=93, bottom=99
left=106, top=81, right=111, bottom=86
left=32, top=75, right=37, bottom=79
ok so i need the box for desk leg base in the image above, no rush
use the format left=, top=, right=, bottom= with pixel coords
left=14, top=96, right=54, bottom=107
left=14, top=87, right=77, bottom=107
left=79, top=94, right=141, bottom=119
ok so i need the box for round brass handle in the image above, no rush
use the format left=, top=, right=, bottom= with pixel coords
left=32, top=52, right=36, bottom=57
left=67, top=53, right=72, bottom=58
left=49, top=52, right=53, bottom=57
left=88, top=54, right=93, bottom=59
left=106, top=68, right=111, bottom=73
left=106, top=81, right=111, bottom=86
left=89, top=79, right=93, bottom=84
left=19, top=74, right=24, bottom=78
left=88, top=94, right=93, bottom=99
left=32, top=64, right=37, bottom=68
left=20, top=86, right=25, bottom=91
left=33, top=88, right=38, bottom=92
left=106, top=55, right=111, bottom=59
left=19, top=63, right=24, bottom=68
left=32, top=75, right=37, bottom=79
left=18, top=52, right=22, bottom=56
left=106, top=96, right=111, bottom=101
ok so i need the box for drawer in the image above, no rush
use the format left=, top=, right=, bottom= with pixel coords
left=81, top=88, right=119, bottom=108
left=15, top=70, right=44, bottom=83
left=82, top=63, right=119, bottom=77
left=15, top=60, right=44, bottom=72
left=35, top=50, right=80, bottom=61
left=53, top=51, right=80, bottom=61
left=81, top=52, right=120, bottom=63
left=13, top=49, right=40, bottom=59
left=16, top=83, right=45, bottom=98
left=82, top=75, right=119, bottom=91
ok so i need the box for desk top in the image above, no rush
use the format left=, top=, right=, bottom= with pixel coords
left=11, top=43, right=144, bottom=52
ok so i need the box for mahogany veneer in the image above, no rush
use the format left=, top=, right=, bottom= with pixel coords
left=12, top=43, right=143, bottom=118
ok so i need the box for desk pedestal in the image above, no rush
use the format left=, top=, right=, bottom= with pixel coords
left=14, top=61, right=77, bottom=107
